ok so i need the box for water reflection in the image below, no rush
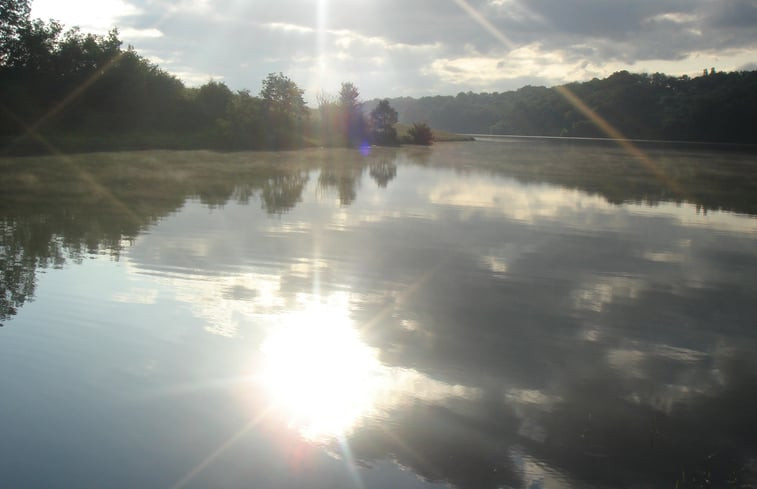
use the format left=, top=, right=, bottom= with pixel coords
left=369, top=156, right=398, bottom=188
left=257, top=293, right=478, bottom=443
left=258, top=294, right=381, bottom=441
left=261, top=171, right=310, bottom=215
left=317, top=159, right=363, bottom=206
left=1, top=141, right=757, bottom=488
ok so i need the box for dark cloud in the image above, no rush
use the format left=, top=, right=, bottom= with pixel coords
left=519, top=0, right=691, bottom=40
left=704, top=0, right=757, bottom=29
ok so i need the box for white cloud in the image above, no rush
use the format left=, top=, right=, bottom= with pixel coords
left=262, top=22, right=315, bottom=34
left=120, top=27, right=164, bottom=39
left=170, top=70, right=225, bottom=86
left=32, top=0, right=141, bottom=33
left=425, top=43, right=593, bottom=86
left=165, top=0, right=214, bottom=15
left=645, top=12, right=699, bottom=24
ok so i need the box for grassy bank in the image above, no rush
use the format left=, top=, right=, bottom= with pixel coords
left=395, top=123, right=474, bottom=143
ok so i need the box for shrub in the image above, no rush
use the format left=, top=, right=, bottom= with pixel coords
left=408, top=122, right=433, bottom=145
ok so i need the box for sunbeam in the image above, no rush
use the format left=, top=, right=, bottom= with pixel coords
left=452, top=0, right=687, bottom=202
left=453, top=0, right=515, bottom=50
left=170, top=407, right=274, bottom=489
left=0, top=99, right=145, bottom=232
left=3, top=51, right=125, bottom=155
left=316, top=0, right=329, bottom=89
left=554, top=85, right=687, bottom=198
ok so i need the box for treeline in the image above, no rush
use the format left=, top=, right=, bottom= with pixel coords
left=0, top=0, right=431, bottom=154
left=370, top=69, right=757, bottom=143
left=4, top=0, right=754, bottom=152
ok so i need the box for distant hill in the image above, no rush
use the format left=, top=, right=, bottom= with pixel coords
left=366, top=70, right=757, bottom=144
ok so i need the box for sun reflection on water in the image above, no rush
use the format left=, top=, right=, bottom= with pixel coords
left=257, top=292, right=480, bottom=443
left=259, top=293, right=385, bottom=441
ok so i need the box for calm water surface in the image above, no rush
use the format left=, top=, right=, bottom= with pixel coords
left=1, top=139, right=756, bottom=488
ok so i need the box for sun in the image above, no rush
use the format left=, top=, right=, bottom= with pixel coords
left=257, top=293, right=384, bottom=442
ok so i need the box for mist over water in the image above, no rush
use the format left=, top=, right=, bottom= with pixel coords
left=1, top=140, right=756, bottom=488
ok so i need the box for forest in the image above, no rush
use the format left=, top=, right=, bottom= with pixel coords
left=1, top=0, right=756, bottom=155
left=371, top=68, right=757, bottom=144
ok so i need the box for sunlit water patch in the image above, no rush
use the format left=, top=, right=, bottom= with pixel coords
left=256, top=293, right=478, bottom=442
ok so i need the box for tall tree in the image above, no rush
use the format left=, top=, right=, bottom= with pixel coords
left=339, top=82, right=360, bottom=112
left=370, top=99, right=398, bottom=145
left=260, top=72, right=306, bottom=119
left=338, top=81, right=367, bottom=146
left=260, top=72, right=307, bottom=148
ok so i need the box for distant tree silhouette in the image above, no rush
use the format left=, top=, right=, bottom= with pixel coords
left=316, top=92, right=343, bottom=146
left=370, top=99, right=398, bottom=145
left=339, top=82, right=360, bottom=112
left=407, top=122, right=433, bottom=145
left=367, top=70, right=757, bottom=144
left=339, top=81, right=368, bottom=146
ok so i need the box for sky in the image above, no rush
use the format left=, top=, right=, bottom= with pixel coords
left=31, top=0, right=757, bottom=104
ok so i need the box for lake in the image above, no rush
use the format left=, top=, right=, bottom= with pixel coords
left=1, top=138, right=756, bottom=488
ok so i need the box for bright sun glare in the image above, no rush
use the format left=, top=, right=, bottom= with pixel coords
left=258, top=294, right=384, bottom=441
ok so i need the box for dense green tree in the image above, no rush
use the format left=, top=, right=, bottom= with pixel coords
left=195, top=81, right=232, bottom=122
left=0, top=0, right=31, bottom=64
left=223, top=89, right=265, bottom=148
left=260, top=72, right=306, bottom=116
left=260, top=72, right=307, bottom=148
left=0, top=17, right=191, bottom=151
left=370, top=99, right=398, bottom=145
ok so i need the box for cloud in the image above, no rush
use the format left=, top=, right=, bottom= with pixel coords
left=119, top=27, right=163, bottom=38
left=169, top=70, right=225, bottom=86
left=31, top=0, right=141, bottom=33
left=31, top=0, right=757, bottom=100
left=262, top=22, right=315, bottom=34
